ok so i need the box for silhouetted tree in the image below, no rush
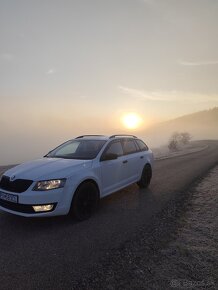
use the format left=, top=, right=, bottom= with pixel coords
left=168, top=139, right=179, bottom=151
left=180, top=132, right=191, bottom=145
left=168, top=131, right=191, bottom=151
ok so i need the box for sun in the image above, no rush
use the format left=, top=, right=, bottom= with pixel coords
left=121, top=113, right=142, bottom=129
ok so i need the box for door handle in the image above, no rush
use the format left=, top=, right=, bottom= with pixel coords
left=140, top=156, right=144, bottom=159
left=123, top=160, right=128, bottom=164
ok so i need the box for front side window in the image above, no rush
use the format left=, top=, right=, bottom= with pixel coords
left=122, top=139, right=138, bottom=154
left=46, top=140, right=106, bottom=160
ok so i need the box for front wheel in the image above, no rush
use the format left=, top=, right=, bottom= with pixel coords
left=137, top=164, right=152, bottom=188
left=70, top=182, right=99, bottom=221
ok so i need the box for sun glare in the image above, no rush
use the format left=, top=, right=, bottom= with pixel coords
left=121, top=113, right=142, bottom=129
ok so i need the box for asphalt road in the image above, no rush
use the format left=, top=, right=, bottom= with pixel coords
left=0, top=140, right=218, bottom=290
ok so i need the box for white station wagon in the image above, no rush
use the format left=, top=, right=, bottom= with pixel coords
left=0, top=135, right=153, bottom=220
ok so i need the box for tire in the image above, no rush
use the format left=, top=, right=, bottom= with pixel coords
left=137, top=164, right=152, bottom=188
left=70, top=182, right=99, bottom=221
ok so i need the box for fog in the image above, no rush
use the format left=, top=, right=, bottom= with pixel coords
left=1, top=108, right=217, bottom=165
left=141, top=108, right=218, bottom=148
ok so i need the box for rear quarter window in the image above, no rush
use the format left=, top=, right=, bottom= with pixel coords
left=136, top=140, right=149, bottom=151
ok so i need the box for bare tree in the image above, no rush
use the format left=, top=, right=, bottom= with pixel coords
left=180, top=132, right=191, bottom=145
left=168, top=139, right=179, bottom=151
left=168, top=131, right=191, bottom=151
left=168, top=132, right=180, bottom=151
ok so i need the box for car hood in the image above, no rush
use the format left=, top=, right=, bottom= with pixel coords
left=4, top=158, right=93, bottom=181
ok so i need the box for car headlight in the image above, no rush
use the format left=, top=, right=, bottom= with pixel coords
left=33, top=179, right=66, bottom=191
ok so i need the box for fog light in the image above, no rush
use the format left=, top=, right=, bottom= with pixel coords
left=32, top=204, right=54, bottom=212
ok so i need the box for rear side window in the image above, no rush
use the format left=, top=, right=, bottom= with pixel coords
left=122, top=139, right=138, bottom=154
left=105, top=141, right=123, bottom=156
left=136, top=140, right=148, bottom=151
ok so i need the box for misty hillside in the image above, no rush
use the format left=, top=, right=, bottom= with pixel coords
left=143, top=107, right=218, bottom=146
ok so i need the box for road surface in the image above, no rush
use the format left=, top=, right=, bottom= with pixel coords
left=0, top=140, right=218, bottom=290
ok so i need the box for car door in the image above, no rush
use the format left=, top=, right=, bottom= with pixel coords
left=135, top=139, right=149, bottom=174
left=100, top=140, right=127, bottom=196
left=121, top=139, right=141, bottom=183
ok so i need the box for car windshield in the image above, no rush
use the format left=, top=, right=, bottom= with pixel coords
left=46, top=140, right=106, bottom=160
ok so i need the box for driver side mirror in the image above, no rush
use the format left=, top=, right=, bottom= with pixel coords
left=101, top=153, right=118, bottom=161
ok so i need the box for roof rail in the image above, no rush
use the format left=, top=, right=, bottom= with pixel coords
left=75, top=135, right=106, bottom=139
left=109, top=134, right=137, bottom=139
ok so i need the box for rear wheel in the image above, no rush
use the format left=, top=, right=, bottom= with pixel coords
left=70, top=182, right=99, bottom=221
left=137, top=164, right=152, bottom=188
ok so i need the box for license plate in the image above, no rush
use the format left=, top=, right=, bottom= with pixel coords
left=0, top=191, right=18, bottom=203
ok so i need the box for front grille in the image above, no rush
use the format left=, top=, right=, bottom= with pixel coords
left=0, top=199, right=35, bottom=213
left=0, top=176, right=33, bottom=193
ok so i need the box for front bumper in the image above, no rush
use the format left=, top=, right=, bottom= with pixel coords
left=0, top=199, right=57, bottom=214
left=0, top=186, right=71, bottom=217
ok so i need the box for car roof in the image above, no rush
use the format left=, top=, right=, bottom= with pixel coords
left=74, top=135, right=138, bottom=141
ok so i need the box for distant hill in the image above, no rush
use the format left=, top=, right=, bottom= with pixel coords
left=142, top=107, right=218, bottom=146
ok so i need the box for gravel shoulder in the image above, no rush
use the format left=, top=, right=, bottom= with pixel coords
left=71, top=166, right=218, bottom=290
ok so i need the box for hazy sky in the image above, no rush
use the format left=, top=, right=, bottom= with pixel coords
left=1, top=0, right=218, bottom=164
